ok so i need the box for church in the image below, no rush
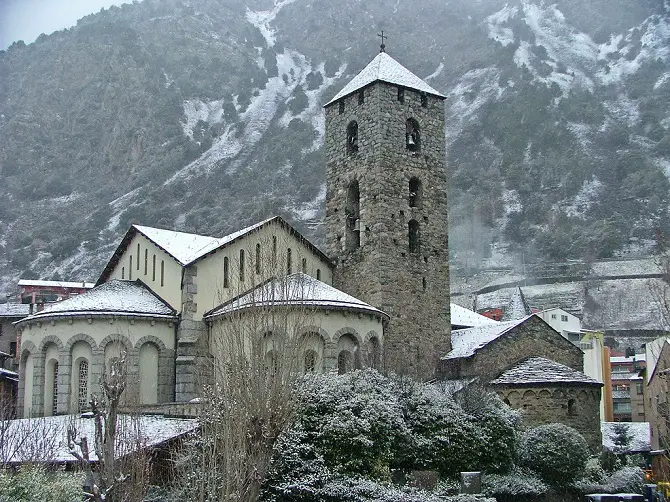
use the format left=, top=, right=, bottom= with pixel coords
left=15, top=49, right=453, bottom=418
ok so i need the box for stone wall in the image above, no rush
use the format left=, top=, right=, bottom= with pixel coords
left=324, top=80, right=451, bottom=379
left=494, top=384, right=602, bottom=451
left=440, top=316, right=583, bottom=380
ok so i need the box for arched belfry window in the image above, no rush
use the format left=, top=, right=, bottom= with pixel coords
left=345, top=180, right=361, bottom=250
left=347, top=121, right=359, bottom=153
left=406, top=118, right=420, bottom=152
left=408, top=219, right=420, bottom=253
left=408, top=177, right=422, bottom=208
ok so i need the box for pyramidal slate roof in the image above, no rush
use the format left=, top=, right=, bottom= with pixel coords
left=325, top=52, right=445, bottom=106
left=490, top=357, right=601, bottom=386
left=15, top=280, right=176, bottom=324
left=205, top=273, right=388, bottom=319
left=501, top=286, right=533, bottom=321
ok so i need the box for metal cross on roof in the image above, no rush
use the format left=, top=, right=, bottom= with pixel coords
left=377, top=30, right=387, bottom=53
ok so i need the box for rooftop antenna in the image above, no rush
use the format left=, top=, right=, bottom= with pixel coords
left=377, top=30, right=387, bottom=53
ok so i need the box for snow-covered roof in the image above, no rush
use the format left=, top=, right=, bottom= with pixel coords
left=205, top=273, right=387, bottom=319
left=645, top=337, right=670, bottom=384
left=17, top=279, right=95, bottom=289
left=490, top=357, right=601, bottom=386
left=16, top=280, right=176, bottom=324
left=501, top=286, right=533, bottom=321
left=325, top=52, right=445, bottom=106
left=0, top=414, right=197, bottom=463
left=611, top=354, right=646, bottom=364
left=443, top=317, right=529, bottom=360
left=0, top=303, right=31, bottom=318
left=602, top=422, right=651, bottom=453
left=451, top=303, right=499, bottom=328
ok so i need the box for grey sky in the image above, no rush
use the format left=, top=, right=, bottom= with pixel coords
left=0, top=0, right=135, bottom=49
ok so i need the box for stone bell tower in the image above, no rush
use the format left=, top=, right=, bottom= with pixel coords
left=324, top=49, right=451, bottom=379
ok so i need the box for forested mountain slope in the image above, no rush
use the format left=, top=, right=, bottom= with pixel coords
left=0, top=0, right=669, bottom=294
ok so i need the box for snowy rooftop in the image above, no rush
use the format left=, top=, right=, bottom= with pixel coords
left=501, top=286, right=533, bottom=321
left=134, top=217, right=274, bottom=266
left=325, top=52, right=445, bottom=105
left=18, top=279, right=95, bottom=289
left=611, top=354, right=646, bottom=364
left=490, top=357, right=601, bottom=386
left=206, top=273, right=387, bottom=319
left=16, top=280, right=176, bottom=323
left=0, top=414, right=197, bottom=463
left=451, top=303, right=499, bottom=328
left=444, top=317, right=529, bottom=360
left=0, top=303, right=31, bottom=318
left=602, top=422, right=651, bottom=453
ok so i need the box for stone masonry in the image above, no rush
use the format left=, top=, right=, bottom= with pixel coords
left=325, top=79, right=451, bottom=379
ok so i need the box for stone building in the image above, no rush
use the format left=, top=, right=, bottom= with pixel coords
left=324, top=51, right=451, bottom=379
left=644, top=336, right=670, bottom=478
left=441, top=315, right=603, bottom=450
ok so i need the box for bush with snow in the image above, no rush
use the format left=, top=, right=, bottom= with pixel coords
left=0, top=465, right=82, bottom=502
left=482, top=468, right=548, bottom=501
left=518, top=423, right=589, bottom=487
left=574, top=465, right=645, bottom=495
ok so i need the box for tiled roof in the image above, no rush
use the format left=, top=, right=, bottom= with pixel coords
left=325, top=52, right=445, bottom=106
left=16, top=280, right=176, bottom=323
left=205, top=273, right=387, bottom=319
left=490, top=357, right=601, bottom=386
left=451, top=303, right=499, bottom=328
left=0, top=303, right=31, bottom=318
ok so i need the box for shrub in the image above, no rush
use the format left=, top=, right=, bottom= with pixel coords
left=574, top=466, right=645, bottom=495
left=518, top=424, right=589, bottom=487
left=483, top=468, right=548, bottom=502
left=0, top=466, right=82, bottom=502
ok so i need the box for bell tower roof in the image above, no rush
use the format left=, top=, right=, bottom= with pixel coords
left=324, top=52, right=445, bottom=106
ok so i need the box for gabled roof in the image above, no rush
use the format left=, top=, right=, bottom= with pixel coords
left=451, top=303, right=499, bottom=329
left=645, top=336, right=670, bottom=384
left=15, top=280, right=177, bottom=324
left=325, top=52, right=445, bottom=106
left=490, top=357, right=601, bottom=386
left=97, top=216, right=333, bottom=285
left=0, top=303, right=31, bottom=319
left=444, top=317, right=530, bottom=360
left=205, top=273, right=388, bottom=320
left=501, top=286, right=533, bottom=321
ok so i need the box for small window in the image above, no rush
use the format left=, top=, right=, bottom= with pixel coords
left=287, top=248, right=292, bottom=274
left=408, top=177, right=422, bottom=208
left=551, top=313, right=556, bottom=319
left=223, top=257, right=230, bottom=288
left=568, top=398, right=576, bottom=416
left=239, top=249, right=245, bottom=281
left=152, top=255, right=156, bottom=281
left=144, top=249, right=148, bottom=275
left=408, top=220, right=420, bottom=253
left=338, top=101, right=345, bottom=114
left=422, top=277, right=427, bottom=291
left=256, top=243, right=261, bottom=275
left=397, top=87, right=404, bottom=102
left=302, top=257, right=307, bottom=274
left=358, top=90, right=364, bottom=104
left=160, top=260, right=165, bottom=286
left=406, top=118, right=420, bottom=152
left=129, top=256, right=133, bottom=280
left=51, top=362, right=59, bottom=416
left=78, top=360, right=89, bottom=413
left=121, top=267, right=125, bottom=279
left=420, top=92, right=427, bottom=107
left=316, top=268, right=321, bottom=280
left=561, top=315, right=568, bottom=322
left=136, top=243, right=140, bottom=270
left=347, top=121, right=359, bottom=153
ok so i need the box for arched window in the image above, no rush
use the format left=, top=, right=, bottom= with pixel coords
left=239, top=250, right=245, bottom=281
left=139, top=343, right=159, bottom=405
left=304, top=350, right=317, bottom=373
left=256, top=243, right=261, bottom=275
left=406, top=118, right=420, bottom=152
left=78, top=360, right=89, bottom=413
left=338, top=350, right=353, bottom=375
left=347, top=121, right=359, bottom=153
left=346, top=180, right=361, bottom=250
left=223, top=257, right=229, bottom=288
left=408, top=177, right=422, bottom=208
left=408, top=220, right=420, bottom=253
left=287, top=248, right=292, bottom=274
left=51, top=362, right=59, bottom=416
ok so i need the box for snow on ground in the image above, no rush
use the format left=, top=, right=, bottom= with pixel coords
left=485, top=4, right=517, bottom=47
left=290, top=184, right=326, bottom=221
left=562, top=176, right=602, bottom=218
left=502, top=189, right=522, bottom=214
left=604, top=95, right=640, bottom=126
left=478, top=281, right=584, bottom=315
left=181, top=99, right=225, bottom=139
left=245, top=0, right=297, bottom=47
left=424, top=62, right=444, bottom=81
left=590, top=258, right=660, bottom=277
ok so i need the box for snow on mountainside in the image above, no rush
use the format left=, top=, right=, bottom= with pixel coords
left=0, top=0, right=669, bottom=329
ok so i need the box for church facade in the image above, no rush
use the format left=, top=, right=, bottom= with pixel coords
left=15, top=50, right=452, bottom=417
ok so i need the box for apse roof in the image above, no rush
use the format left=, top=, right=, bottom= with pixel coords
left=205, top=273, right=387, bottom=319
left=325, top=52, right=445, bottom=106
left=15, top=280, right=176, bottom=324
left=489, top=357, right=601, bottom=386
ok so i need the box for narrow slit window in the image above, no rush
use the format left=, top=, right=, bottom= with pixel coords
left=338, top=101, right=345, bottom=114
left=136, top=243, right=140, bottom=269
left=152, top=255, right=156, bottom=281
left=223, top=257, right=229, bottom=288
left=358, top=90, right=364, bottom=104
left=144, top=249, right=148, bottom=275
left=346, top=180, right=361, bottom=250
left=122, top=267, right=125, bottom=279
left=239, top=249, right=245, bottom=281
left=51, top=362, right=59, bottom=416
left=160, top=260, right=165, bottom=286
left=316, top=268, right=321, bottom=280
left=287, top=248, right=292, bottom=274
left=409, top=177, right=422, bottom=208
left=256, top=243, right=261, bottom=275
left=78, top=360, right=89, bottom=413
left=420, top=92, right=428, bottom=107
left=129, top=256, right=133, bottom=280
left=302, top=257, right=307, bottom=274
left=272, top=236, right=277, bottom=267
left=397, top=87, right=404, bottom=102
left=409, top=219, right=420, bottom=253
left=347, top=121, right=359, bottom=154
